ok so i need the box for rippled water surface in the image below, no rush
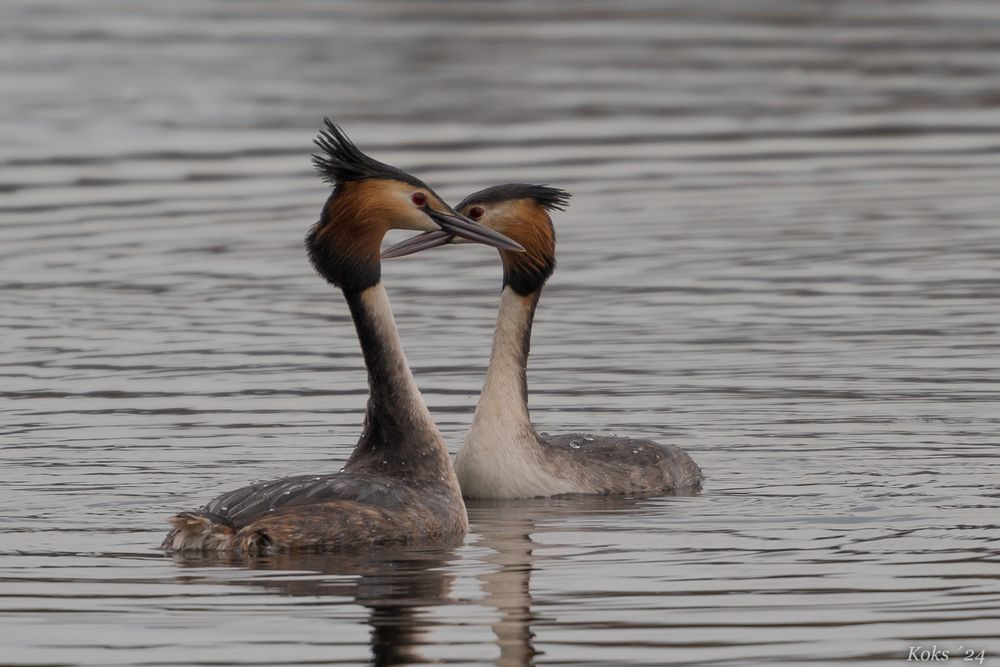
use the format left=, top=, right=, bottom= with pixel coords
left=3, top=1, right=1000, bottom=665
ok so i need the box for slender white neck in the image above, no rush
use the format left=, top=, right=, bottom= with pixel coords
left=457, top=286, right=586, bottom=498
left=469, top=286, right=539, bottom=441
left=342, top=283, right=454, bottom=479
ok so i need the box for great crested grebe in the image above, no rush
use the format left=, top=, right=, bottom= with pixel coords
left=382, top=184, right=703, bottom=499
left=162, top=122, right=524, bottom=552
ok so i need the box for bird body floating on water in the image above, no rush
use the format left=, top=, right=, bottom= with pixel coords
left=383, top=184, right=703, bottom=499
left=162, top=121, right=524, bottom=553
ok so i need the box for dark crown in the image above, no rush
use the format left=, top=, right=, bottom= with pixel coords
left=312, top=119, right=426, bottom=188
left=457, top=184, right=571, bottom=212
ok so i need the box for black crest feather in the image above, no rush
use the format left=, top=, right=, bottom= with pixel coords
left=312, top=119, right=425, bottom=187
left=457, top=183, right=571, bottom=212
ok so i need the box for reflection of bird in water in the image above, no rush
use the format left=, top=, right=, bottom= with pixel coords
left=162, top=122, right=522, bottom=553
left=168, top=544, right=459, bottom=667
left=384, top=184, right=704, bottom=499
left=475, top=506, right=538, bottom=667
left=168, top=496, right=677, bottom=666
left=467, top=495, right=651, bottom=666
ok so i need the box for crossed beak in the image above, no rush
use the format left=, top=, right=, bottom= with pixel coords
left=386, top=204, right=520, bottom=259
left=413, top=206, right=522, bottom=256
left=382, top=229, right=453, bottom=259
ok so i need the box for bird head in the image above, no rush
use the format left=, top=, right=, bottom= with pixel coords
left=382, top=183, right=570, bottom=295
left=305, top=120, right=523, bottom=292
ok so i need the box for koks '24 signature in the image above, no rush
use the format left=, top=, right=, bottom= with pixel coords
left=908, top=645, right=986, bottom=664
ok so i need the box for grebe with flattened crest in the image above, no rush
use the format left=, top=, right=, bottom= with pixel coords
left=162, top=122, right=524, bottom=551
left=383, top=184, right=703, bottom=499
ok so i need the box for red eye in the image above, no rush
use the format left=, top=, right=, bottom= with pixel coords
left=411, top=192, right=427, bottom=206
left=469, top=206, right=485, bottom=220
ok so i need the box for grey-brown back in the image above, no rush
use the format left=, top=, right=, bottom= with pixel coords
left=540, top=433, right=703, bottom=496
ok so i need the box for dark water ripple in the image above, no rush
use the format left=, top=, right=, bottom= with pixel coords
left=2, top=1, right=1000, bottom=665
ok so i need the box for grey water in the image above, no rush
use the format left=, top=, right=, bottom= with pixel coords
left=2, top=1, right=1000, bottom=665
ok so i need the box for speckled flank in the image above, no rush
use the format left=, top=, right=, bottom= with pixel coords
left=162, top=477, right=467, bottom=553
left=539, top=433, right=703, bottom=496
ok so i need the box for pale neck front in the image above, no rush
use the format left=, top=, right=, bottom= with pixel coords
left=471, top=286, right=540, bottom=436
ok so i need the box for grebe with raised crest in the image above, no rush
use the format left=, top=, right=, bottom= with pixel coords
left=162, top=123, right=524, bottom=551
